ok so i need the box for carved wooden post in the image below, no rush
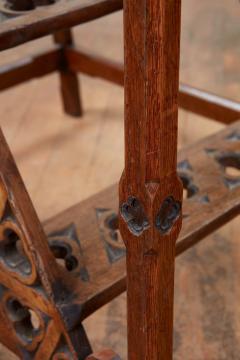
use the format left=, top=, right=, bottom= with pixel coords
left=119, top=0, right=183, bottom=359
left=54, top=29, right=83, bottom=117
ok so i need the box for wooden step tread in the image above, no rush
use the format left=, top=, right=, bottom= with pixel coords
left=44, top=121, right=240, bottom=321
left=0, top=0, right=122, bottom=51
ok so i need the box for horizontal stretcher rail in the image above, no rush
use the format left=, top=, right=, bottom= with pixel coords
left=0, top=46, right=239, bottom=124
left=67, top=47, right=240, bottom=124
left=0, top=47, right=61, bottom=90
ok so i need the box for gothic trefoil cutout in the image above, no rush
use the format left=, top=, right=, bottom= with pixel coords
left=177, top=159, right=199, bottom=199
left=177, top=159, right=193, bottom=172
left=205, top=148, right=240, bottom=190
left=0, top=127, right=62, bottom=295
left=0, top=190, right=38, bottom=285
left=215, top=151, right=240, bottom=190
left=48, top=223, right=89, bottom=282
left=3, top=290, right=48, bottom=352
left=96, top=209, right=125, bottom=263
left=177, top=158, right=210, bottom=204
left=225, top=131, right=240, bottom=142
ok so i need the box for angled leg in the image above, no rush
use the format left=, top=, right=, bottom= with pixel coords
left=119, top=1, right=183, bottom=359
left=54, top=29, right=83, bottom=117
left=0, top=128, right=91, bottom=359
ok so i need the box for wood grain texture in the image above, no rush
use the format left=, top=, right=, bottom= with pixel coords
left=0, top=3, right=239, bottom=358
left=0, top=128, right=93, bottom=359
left=0, top=1, right=238, bottom=359
left=0, top=0, right=123, bottom=51
left=41, top=121, right=240, bottom=323
left=119, top=1, right=183, bottom=359
left=0, top=47, right=61, bottom=91
left=1, top=44, right=239, bottom=123
left=66, top=47, right=240, bottom=124
left=54, top=29, right=83, bottom=117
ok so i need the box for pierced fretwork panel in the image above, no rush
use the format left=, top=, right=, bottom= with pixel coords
left=48, top=224, right=89, bottom=282
left=0, top=128, right=90, bottom=359
left=0, top=286, right=48, bottom=353
left=205, top=149, right=240, bottom=190
left=0, top=193, right=38, bottom=285
left=96, top=209, right=125, bottom=263
left=0, top=283, right=79, bottom=359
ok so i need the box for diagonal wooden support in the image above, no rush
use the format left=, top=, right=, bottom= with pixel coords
left=0, top=128, right=92, bottom=359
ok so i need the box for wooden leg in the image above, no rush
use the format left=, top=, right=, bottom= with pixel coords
left=120, top=0, right=183, bottom=359
left=54, top=29, right=83, bottom=117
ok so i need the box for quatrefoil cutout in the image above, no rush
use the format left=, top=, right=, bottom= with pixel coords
left=155, top=196, right=181, bottom=234
left=120, top=197, right=149, bottom=236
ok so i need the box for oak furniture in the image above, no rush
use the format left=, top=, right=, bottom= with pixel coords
left=0, top=0, right=240, bottom=359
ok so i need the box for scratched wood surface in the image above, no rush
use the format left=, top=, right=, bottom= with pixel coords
left=0, top=0, right=239, bottom=358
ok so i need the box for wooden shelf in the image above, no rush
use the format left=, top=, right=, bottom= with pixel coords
left=0, top=0, right=122, bottom=51
left=43, top=121, right=240, bottom=323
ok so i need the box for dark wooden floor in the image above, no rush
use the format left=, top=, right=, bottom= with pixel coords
left=0, top=0, right=239, bottom=358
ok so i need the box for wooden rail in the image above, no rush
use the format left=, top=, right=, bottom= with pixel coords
left=67, top=47, right=240, bottom=124
left=0, top=46, right=239, bottom=124
left=0, top=47, right=61, bottom=91
left=0, top=0, right=123, bottom=51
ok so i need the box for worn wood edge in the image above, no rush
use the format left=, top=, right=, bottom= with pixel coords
left=0, top=0, right=123, bottom=51
left=179, top=83, right=240, bottom=124
left=176, top=201, right=240, bottom=255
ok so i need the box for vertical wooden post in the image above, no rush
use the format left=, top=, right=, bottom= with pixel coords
left=119, top=0, right=183, bottom=359
left=54, top=29, right=83, bottom=117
